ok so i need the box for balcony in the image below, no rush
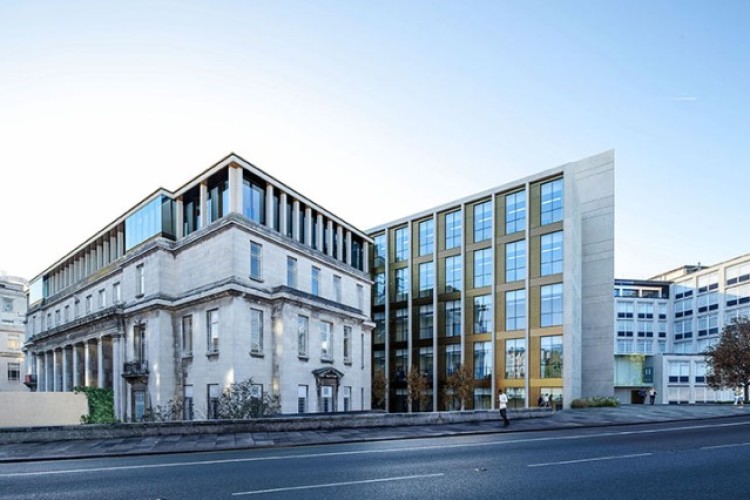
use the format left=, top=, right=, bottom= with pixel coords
left=122, top=360, right=149, bottom=385
left=23, top=374, right=37, bottom=390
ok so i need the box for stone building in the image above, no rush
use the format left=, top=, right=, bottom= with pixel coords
left=24, top=153, right=373, bottom=421
left=0, top=273, right=27, bottom=392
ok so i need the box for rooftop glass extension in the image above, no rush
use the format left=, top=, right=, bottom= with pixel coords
left=125, top=195, right=176, bottom=251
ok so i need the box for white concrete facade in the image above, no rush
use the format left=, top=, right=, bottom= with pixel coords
left=24, top=154, right=373, bottom=421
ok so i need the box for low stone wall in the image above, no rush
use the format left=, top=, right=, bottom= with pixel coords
left=0, top=408, right=553, bottom=444
left=0, top=392, right=88, bottom=428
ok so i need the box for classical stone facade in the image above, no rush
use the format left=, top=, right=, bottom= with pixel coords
left=24, top=154, right=373, bottom=421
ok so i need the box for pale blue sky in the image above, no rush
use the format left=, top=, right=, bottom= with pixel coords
left=1, top=1, right=748, bottom=280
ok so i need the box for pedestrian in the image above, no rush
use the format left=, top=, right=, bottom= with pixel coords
left=498, top=389, right=510, bottom=427
left=537, top=395, right=545, bottom=407
left=648, top=387, right=656, bottom=405
left=734, top=388, right=744, bottom=406
left=543, top=393, right=550, bottom=407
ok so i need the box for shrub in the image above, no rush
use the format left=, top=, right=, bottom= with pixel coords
left=216, top=379, right=281, bottom=419
left=571, top=396, right=620, bottom=409
left=74, top=386, right=116, bottom=424
left=571, top=398, right=589, bottom=409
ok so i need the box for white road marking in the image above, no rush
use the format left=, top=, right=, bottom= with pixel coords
left=528, top=453, right=652, bottom=467
left=231, top=473, right=445, bottom=496
left=701, top=442, right=750, bottom=450
left=2, top=420, right=748, bottom=478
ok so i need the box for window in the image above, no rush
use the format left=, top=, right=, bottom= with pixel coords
left=343, top=326, right=352, bottom=363
left=505, top=190, right=526, bottom=234
left=357, top=284, right=364, bottom=310
left=250, top=309, right=264, bottom=354
left=395, top=349, right=408, bottom=381
left=333, top=275, right=342, bottom=303
left=637, top=321, right=654, bottom=338
left=85, top=295, right=92, bottom=314
left=74, top=300, right=80, bottom=319
left=419, top=305, right=434, bottom=339
left=207, top=384, right=220, bottom=419
left=445, top=255, right=462, bottom=292
left=1, top=297, right=12, bottom=312
left=419, top=219, right=434, bottom=256
left=98, top=289, right=107, bottom=309
left=321, top=385, right=333, bottom=413
left=637, top=302, right=654, bottom=319
left=505, top=240, right=526, bottom=282
left=7, top=334, right=20, bottom=351
left=135, top=264, right=144, bottom=296
left=395, top=268, right=409, bottom=301
left=394, top=227, right=409, bottom=262
left=393, top=308, right=408, bottom=342
left=373, top=234, right=386, bottom=268
left=297, top=385, right=308, bottom=413
left=207, top=309, right=219, bottom=353
left=250, top=242, right=262, bottom=280
left=540, top=178, right=563, bottom=225
left=697, top=272, right=719, bottom=293
left=505, top=338, right=526, bottom=378
left=242, top=175, right=265, bottom=224
left=374, top=273, right=385, bottom=305
left=7, top=362, right=20, bottom=381
left=298, top=315, right=309, bottom=356
left=726, top=262, right=750, bottom=286
left=445, top=300, right=461, bottom=337
left=473, top=341, right=492, bottom=378
left=473, top=295, right=492, bottom=333
left=287, top=257, right=298, bottom=288
left=617, top=320, right=634, bottom=337
left=698, top=314, right=719, bottom=336
left=183, top=385, right=194, bottom=420
left=343, top=386, right=352, bottom=412
left=312, top=267, right=321, bottom=296
left=419, top=346, right=433, bottom=378
left=540, top=231, right=563, bottom=276
left=54, top=310, right=60, bottom=327
left=445, top=210, right=462, bottom=249
left=505, top=289, right=526, bottom=331
left=134, top=324, right=147, bottom=362
left=668, top=361, right=690, bottom=383
left=473, top=201, right=492, bottom=243
left=321, top=321, right=333, bottom=361
left=373, top=311, right=385, bottom=344
left=419, top=262, right=434, bottom=298
left=473, top=248, right=492, bottom=288
left=541, top=335, right=563, bottom=378
left=445, top=344, right=461, bottom=376
left=64, top=305, right=70, bottom=323
left=373, top=350, right=386, bottom=373
left=473, top=387, right=492, bottom=410
left=181, top=316, right=193, bottom=355
left=541, top=284, right=563, bottom=327
left=113, top=282, right=121, bottom=303
left=617, top=301, right=635, bottom=318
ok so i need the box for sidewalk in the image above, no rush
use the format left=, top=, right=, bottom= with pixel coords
left=0, top=404, right=746, bottom=463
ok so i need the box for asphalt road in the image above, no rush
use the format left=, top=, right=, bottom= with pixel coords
left=2, top=416, right=750, bottom=500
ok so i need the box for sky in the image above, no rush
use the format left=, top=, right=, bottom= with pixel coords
left=1, top=0, right=748, bottom=281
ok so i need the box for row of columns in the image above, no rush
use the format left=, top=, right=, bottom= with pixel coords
left=48, top=229, right=125, bottom=296
left=172, top=165, right=368, bottom=271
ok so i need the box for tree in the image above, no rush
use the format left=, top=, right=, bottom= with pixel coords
left=216, top=379, right=281, bottom=419
left=443, top=364, right=473, bottom=411
left=406, top=365, right=431, bottom=412
left=705, top=317, right=750, bottom=403
left=372, top=369, right=388, bottom=410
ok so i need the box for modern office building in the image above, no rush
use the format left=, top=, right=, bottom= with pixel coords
left=23, top=153, right=373, bottom=421
left=367, top=150, right=615, bottom=411
left=613, top=279, right=671, bottom=403
left=0, top=273, right=27, bottom=392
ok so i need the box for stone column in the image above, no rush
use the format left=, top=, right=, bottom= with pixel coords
left=84, top=341, right=92, bottom=387
left=363, top=240, right=370, bottom=273
left=265, top=184, right=274, bottom=228
left=305, top=207, right=313, bottom=246
left=326, top=220, right=334, bottom=257
left=175, top=199, right=184, bottom=238
left=292, top=200, right=301, bottom=241
left=98, top=337, right=105, bottom=389
left=346, top=230, right=353, bottom=265
left=53, top=349, right=60, bottom=392
left=117, top=228, right=124, bottom=258
left=279, top=193, right=288, bottom=236
left=72, top=343, right=81, bottom=388
left=336, top=225, right=344, bottom=261
left=62, top=346, right=69, bottom=392
left=112, top=335, right=124, bottom=421
left=316, top=214, right=324, bottom=251
left=103, top=238, right=110, bottom=266
left=36, top=354, right=43, bottom=392
left=199, top=181, right=208, bottom=229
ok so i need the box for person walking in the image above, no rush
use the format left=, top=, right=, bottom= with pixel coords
left=648, top=387, right=657, bottom=405
left=498, top=389, right=510, bottom=427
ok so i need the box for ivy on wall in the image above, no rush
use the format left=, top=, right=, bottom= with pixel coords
left=74, top=386, right=115, bottom=424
